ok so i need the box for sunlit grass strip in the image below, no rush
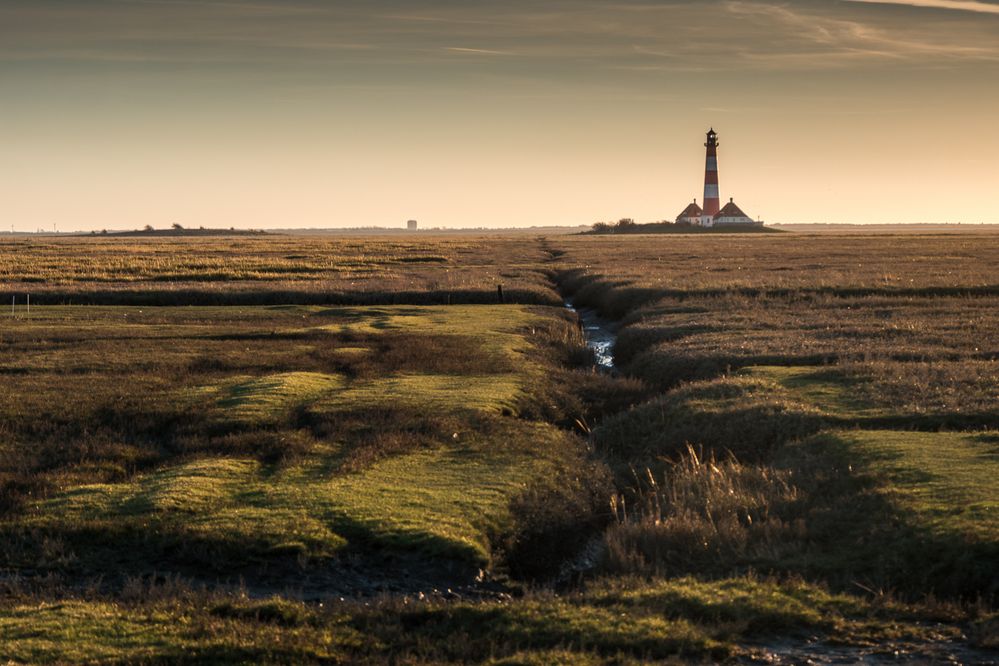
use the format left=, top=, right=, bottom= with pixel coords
left=309, top=303, right=539, bottom=358
left=0, top=600, right=356, bottom=664
left=311, top=373, right=524, bottom=417
left=290, top=434, right=558, bottom=565
left=30, top=458, right=349, bottom=558
left=25, top=423, right=568, bottom=566
left=737, top=366, right=881, bottom=419
left=806, top=430, right=999, bottom=540
left=214, top=372, right=346, bottom=423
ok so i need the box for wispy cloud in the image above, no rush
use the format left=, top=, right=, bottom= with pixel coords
left=723, top=1, right=999, bottom=64
left=843, top=0, right=999, bottom=14
left=382, top=13, right=500, bottom=26
left=444, top=47, right=517, bottom=56
left=3, top=0, right=999, bottom=79
left=114, top=0, right=328, bottom=14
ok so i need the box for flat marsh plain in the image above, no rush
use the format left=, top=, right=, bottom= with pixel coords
left=1, top=232, right=997, bottom=664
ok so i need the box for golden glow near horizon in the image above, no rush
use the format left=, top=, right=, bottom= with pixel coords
left=2, top=0, right=998, bottom=229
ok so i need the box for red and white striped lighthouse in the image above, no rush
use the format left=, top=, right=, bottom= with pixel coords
left=702, top=128, right=720, bottom=218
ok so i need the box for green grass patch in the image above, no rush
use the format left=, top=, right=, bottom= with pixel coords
left=594, top=373, right=827, bottom=472
left=283, top=422, right=567, bottom=565
left=740, top=365, right=997, bottom=429
left=311, top=373, right=524, bottom=417
left=597, top=365, right=995, bottom=474
left=738, top=366, right=879, bottom=418
left=597, top=384, right=999, bottom=595
left=212, top=372, right=346, bottom=423
left=775, top=430, right=999, bottom=596
left=0, top=599, right=358, bottom=665
left=2, top=302, right=591, bottom=576
left=310, top=304, right=536, bottom=356
left=806, top=430, right=999, bottom=542
left=29, top=457, right=349, bottom=562
left=21, top=420, right=571, bottom=571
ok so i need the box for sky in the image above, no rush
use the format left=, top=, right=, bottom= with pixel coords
left=2, top=0, right=998, bottom=230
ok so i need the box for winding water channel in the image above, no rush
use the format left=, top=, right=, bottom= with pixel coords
left=564, top=301, right=616, bottom=370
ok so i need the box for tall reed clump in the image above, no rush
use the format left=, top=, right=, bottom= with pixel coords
left=603, top=446, right=804, bottom=576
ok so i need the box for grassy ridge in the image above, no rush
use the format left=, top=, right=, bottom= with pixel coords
left=22, top=424, right=565, bottom=570
left=0, top=303, right=612, bottom=583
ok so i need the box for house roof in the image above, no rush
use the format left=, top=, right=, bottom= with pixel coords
left=677, top=202, right=703, bottom=218
left=714, top=199, right=750, bottom=219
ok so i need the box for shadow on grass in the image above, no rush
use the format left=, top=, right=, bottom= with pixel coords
left=349, top=603, right=724, bottom=663
left=554, top=268, right=999, bottom=322
left=593, top=378, right=829, bottom=477
left=26, top=287, right=563, bottom=308
left=776, top=433, right=999, bottom=600
left=0, top=510, right=484, bottom=594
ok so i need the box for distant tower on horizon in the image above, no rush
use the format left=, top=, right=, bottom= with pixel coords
left=702, top=128, right=720, bottom=219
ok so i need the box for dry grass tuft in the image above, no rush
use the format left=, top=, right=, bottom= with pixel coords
left=604, top=447, right=802, bottom=575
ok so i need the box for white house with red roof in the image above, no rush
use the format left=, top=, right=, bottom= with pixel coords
left=675, top=200, right=703, bottom=225
left=673, top=197, right=761, bottom=227
left=712, top=199, right=758, bottom=225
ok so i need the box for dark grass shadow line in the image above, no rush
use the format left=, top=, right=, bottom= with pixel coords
left=852, top=413, right=999, bottom=432
left=621, top=350, right=994, bottom=391
left=348, top=604, right=725, bottom=662
left=0, top=513, right=485, bottom=593
left=17, top=288, right=564, bottom=308
left=99, top=646, right=330, bottom=666
left=621, top=353, right=843, bottom=391
left=611, top=325, right=719, bottom=366
left=777, top=435, right=999, bottom=600
left=583, top=586, right=834, bottom=636
left=553, top=268, right=999, bottom=319
left=973, top=433, right=999, bottom=462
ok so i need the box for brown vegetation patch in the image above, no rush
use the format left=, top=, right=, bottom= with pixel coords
left=604, top=448, right=802, bottom=576
left=0, top=236, right=561, bottom=306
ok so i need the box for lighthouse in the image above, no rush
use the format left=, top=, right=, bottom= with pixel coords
left=673, top=128, right=763, bottom=227
left=702, top=128, right=720, bottom=220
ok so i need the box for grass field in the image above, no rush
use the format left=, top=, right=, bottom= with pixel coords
left=0, top=576, right=980, bottom=664
left=0, top=303, right=615, bottom=586
left=561, top=232, right=997, bottom=604
left=0, top=236, right=560, bottom=305
left=1, top=231, right=997, bottom=663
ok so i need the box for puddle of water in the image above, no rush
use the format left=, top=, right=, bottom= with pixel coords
left=564, top=301, right=616, bottom=370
